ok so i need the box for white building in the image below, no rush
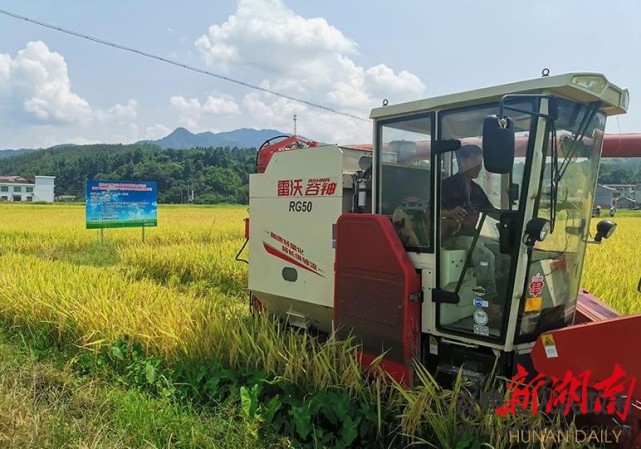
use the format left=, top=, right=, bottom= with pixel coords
left=603, top=184, right=636, bottom=198
left=594, top=184, right=616, bottom=208
left=0, top=175, right=55, bottom=203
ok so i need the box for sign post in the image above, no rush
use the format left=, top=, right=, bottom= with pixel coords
left=86, top=180, right=157, bottom=241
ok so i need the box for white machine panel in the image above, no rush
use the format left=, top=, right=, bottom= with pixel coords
left=249, top=145, right=361, bottom=329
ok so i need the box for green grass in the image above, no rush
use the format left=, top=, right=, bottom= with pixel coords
left=0, top=327, right=292, bottom=449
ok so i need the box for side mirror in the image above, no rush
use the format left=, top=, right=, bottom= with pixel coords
left=523, top=217, right=550, bottom=247
left=482, top=115, right=515, bottom=174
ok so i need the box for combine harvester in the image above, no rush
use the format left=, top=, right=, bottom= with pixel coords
left=241, top=72, right=641, bottom=446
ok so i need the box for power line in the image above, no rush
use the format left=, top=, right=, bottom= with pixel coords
left=0, top=7, right=371, bottom=123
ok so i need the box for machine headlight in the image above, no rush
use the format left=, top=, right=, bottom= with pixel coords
left=595, top=220, right=616, bottom=241
left=523, top=218, right=551, bottom=247
left=538, top=221, right=550, bottom=241
left=620, top=89, right=630, bottom=111
left=571, top=75, right=607, bottom=95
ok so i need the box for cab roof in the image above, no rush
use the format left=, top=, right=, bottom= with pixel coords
left=369, top=72, right=629, bottom=120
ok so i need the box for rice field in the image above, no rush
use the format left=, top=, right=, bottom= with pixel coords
left=0, top=204, right=369, bottom=390
left=582, top=211, right=641, bottom=314
left=0, top=202, right=639, bottom=448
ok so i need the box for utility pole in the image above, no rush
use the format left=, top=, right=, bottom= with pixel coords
left=293, top=114, right=297, bottom=135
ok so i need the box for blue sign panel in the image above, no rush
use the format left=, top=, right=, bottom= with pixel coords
left=86, top=180, right=157, bottom=229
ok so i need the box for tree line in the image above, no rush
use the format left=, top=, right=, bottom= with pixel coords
left=0, top=143, right=258, bottom=204
left=0, top=144, right=638, bottom=204
left=597, top=158, right=641, bottom=186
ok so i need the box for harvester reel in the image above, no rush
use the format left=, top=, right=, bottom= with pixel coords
left=258, top=135, right=299, bottom=152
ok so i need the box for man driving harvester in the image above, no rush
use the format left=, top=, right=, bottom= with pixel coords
left=441, top=144, right=508, bottom=321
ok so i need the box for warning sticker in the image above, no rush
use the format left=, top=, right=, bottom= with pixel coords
left=528, top=273, right=545, bottom=296
left=542, top=334, right=558, bottom=358
left=474, top=309, right=489, bottom=325
left=473, top=297, right=489, bottom=308
left=474, top=323, right=489, bottom=336
left=429, top=336, right=438, bottom=355
left=524, top=296, right=543, bottom=312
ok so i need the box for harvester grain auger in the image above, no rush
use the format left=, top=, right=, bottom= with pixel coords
left=239, top=72, right=641, bottom=447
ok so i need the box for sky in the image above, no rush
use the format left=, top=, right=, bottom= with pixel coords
left=0, top=0, right=640, bottom=150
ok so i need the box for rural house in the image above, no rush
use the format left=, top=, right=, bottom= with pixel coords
left=0, top=175, right=55, bottom=203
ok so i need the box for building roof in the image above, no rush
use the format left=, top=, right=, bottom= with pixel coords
left=0, top=176, right=33, bottom=184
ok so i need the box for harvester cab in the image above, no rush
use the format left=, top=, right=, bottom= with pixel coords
left=244, top=72, right=641, bottom=443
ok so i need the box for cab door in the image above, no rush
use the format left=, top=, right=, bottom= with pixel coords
left=432, top=100, right=537, bottom=342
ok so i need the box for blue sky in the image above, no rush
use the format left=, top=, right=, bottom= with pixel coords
left=0, top=0, right=640, bottom=149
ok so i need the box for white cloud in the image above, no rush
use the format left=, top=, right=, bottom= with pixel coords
left=0, top=3, right=428, bottom=149
left=202, top=96, right=241, bottom=115
left=0, top=41, right=92, bottom=124
left=195, top=0, right=358, bottom=72
left=0, top=41, right=139, bottom=130
left=95, top=99, right=138, bottom=124
left=145, top=124, right=172, bottom=140
left=242, top=91, right=370, bottom=145
left=170, top=94, right=240, bottom=130
left=193, top=0, right=426, bottom=142
left=364, top=64, right=425, bottom=101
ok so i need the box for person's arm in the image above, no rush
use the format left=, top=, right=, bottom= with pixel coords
left=442, top=206, right=467, bottom=221
left=440, top=176, right=467, bottom=221
left=478, top=192, right=502, bottom=220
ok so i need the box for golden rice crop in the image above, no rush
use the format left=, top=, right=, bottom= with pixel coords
left=0, top=202, right=639, bottom=449
left=1, top=203, right=639, bottom=372
left=0, top=203, right=371, bottom=397
left=582, top=214, right=641, bottom=314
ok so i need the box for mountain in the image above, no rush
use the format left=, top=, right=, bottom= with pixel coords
left=136, top=127, right=290, bottom=150
left=0, top=128, right=289, bottom=160
left=0, top=148, right=39, bottom=159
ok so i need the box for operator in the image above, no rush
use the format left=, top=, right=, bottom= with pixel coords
left=440, top=144, right=507, bottom=312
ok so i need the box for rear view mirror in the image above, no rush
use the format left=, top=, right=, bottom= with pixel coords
left=482, top=115, right=515, bottom=174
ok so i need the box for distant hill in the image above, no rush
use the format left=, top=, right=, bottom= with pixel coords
left=136, top=127, right=290, bottom=150
left=0, top=128, right=288, bottom=161
left=0, top=148, right=39, bottom=159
